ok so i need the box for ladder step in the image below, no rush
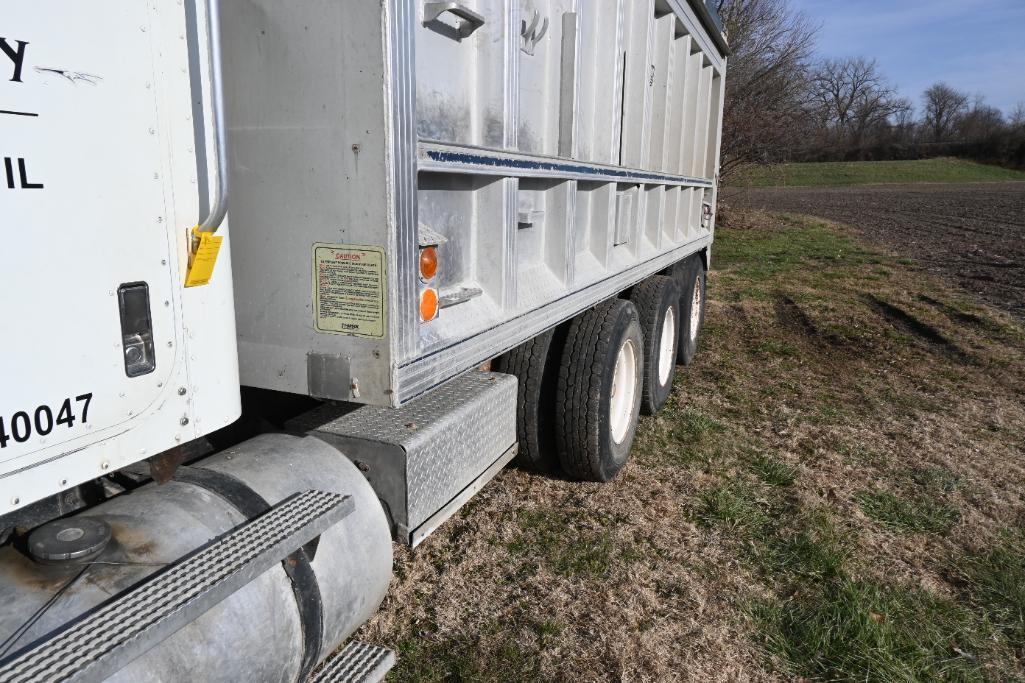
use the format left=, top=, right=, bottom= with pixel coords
left=308, top=641, right=396, bottom=683
left=0, top=490, right=353, bottom=683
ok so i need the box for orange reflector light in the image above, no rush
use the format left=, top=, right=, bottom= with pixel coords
left=419, top=246, right=439, bottom=280
left=420, top=287, right=439, bottom=322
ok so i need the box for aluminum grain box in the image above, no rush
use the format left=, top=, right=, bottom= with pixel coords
left=222, top=0, right=728, bottom=407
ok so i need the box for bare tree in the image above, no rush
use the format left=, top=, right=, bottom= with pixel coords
left=808, top=57, right=905, bottom=154
left=711, top=7, right=1023, bottom=169
left=892, top=97, right=915, bottom=132
left=1009, top=102, right=1025, bottom=129
left=958, top=98, right=1005, bottom=142
left=922, top=83, right=969, bottom=142
left=715, top=0, right=817, bottom=179
left=1009, top=103, right=1025, bottom=169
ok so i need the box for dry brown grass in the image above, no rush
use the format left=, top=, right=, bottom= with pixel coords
left=356, top=208, right=1025, bottom=682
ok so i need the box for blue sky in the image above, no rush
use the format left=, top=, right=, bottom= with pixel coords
left=789, top=0, right=1025, bottom=116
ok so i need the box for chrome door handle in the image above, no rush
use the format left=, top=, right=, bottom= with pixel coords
left=423, top=2, right=486, bottom=38
left=197, top=0, right=228, bottom=233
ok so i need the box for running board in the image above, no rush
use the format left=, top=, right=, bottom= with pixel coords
left=291, top=371, right=517, bottom=547
left=307, top=641, right=396, bottom=683
left=0, top=490, right=353, bottom=683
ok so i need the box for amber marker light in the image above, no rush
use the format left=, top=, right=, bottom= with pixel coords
left=420, top=287, right=440, bottom=322
left=419, top=245, right=439, bottom=281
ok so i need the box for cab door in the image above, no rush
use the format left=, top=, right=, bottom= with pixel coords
left=1, top=4, right=193, bottom=478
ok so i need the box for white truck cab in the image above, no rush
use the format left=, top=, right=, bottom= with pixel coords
left=1, top=1, right=239, bottom=517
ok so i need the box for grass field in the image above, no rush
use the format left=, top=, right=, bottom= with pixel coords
left=357, top=210, right=1025, bottom=681
left=732, top=158, right=1025, bottom=187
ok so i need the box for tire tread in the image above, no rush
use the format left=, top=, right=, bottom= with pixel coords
left=494, top=330, right=559, bottom=472
left=555, top=299, right=633, bottom=481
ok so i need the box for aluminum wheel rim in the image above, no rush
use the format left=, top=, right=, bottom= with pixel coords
left=689, top=275, right=702, bottom=343
left=610, top=339, right=637, bottom=445
left=658, top=306, right=676, bottom=386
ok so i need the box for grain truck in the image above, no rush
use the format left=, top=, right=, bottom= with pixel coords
left=0, top=1, right=727, bottom=680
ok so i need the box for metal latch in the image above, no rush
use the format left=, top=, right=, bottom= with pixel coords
left=117, top=282, right=156, bottom=378
left=517, top=210, right=545, bottom=228
left=423, top=2, right=486, bottom=38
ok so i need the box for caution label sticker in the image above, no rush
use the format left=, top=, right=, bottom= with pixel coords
left=313, top=244, right=387, bottom=338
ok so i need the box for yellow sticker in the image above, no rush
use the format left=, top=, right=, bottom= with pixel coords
left=185, top=227, right=224, bottom=288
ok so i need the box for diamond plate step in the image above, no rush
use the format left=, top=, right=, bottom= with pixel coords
left=0, top=490, right=353, bottom=683
left=291, top=371, right=517, bottom=547
left=308, top=642, right=396, bottom=683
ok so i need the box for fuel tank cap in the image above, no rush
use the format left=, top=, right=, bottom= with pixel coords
left=28, top=517, right=112, bottom=565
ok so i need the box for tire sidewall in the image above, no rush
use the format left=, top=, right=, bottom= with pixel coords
left=678, top=257, right=707, bottom=365
left=597, top=310, right=644, bottom=481
left=639, top=279, right=681, bottom=414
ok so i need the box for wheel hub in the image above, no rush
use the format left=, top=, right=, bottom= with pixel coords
left=610, top=339, right=637, bottom=444
left=658, top=306, right=676, bottom=386
left=690, top=275, right=702, bottom=343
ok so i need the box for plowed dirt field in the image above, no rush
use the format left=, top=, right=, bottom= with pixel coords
left=728, top=182, right=1025, bottom=319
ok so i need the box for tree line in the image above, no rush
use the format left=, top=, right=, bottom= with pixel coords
left=715, top=0, right=1025, bottom=179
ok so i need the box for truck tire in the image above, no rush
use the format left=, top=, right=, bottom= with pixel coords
left=675, top=256, right=707, bottom=366
left=556, top=299, right=644, bottom=482
left=629, top=275, right=681, bottom=415
left=493, top=328, right=563, bottom=473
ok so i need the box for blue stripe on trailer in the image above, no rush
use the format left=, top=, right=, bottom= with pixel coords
left=422, top=149, right=713, bottom=186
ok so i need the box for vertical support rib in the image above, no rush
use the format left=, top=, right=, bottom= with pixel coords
left=558, top=12, right=579, bottom=158
left=691, top=59, right=713, bottom=177
left=665, top=34, right=690, bottom=173
left=704, top=71, right=724, bottom=179
left=663, top=185, right=680, bottom=244
left=679, top=186, right=694, bottom=240
left=502, top=177, right=518, bottom=309
left=564, top=179, right=578, bottom=286
left=386, top=0, right=419, bottom=364
left=610, top=0, right=626, bottom=164
left=505, top=0, right=519, bottom=150
left=647, top=14, right=675, bottom=171
left=678, top=47, right=702, bottom=176
left=643, top=184, right=665, bottom=252
left=619, top=0, right=655, bottom=168
left=593, top=184, right=615, bottom=270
